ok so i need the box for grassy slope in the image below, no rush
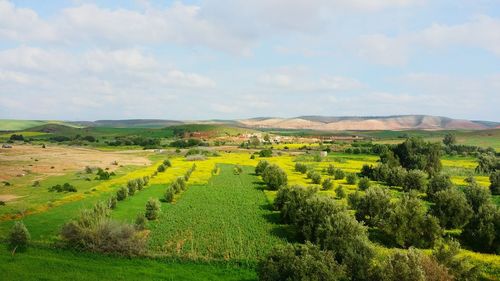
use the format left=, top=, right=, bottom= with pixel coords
left=0, top=120, right=48, bottom=131
left=148, top=164, right=286, bottom=263
left=0, top=247, right=256, bottom=281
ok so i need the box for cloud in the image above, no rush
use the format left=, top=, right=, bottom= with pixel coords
left=357, top=15, right=500, bottom=65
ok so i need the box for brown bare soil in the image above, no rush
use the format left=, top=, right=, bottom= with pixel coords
left=0, top=144, right=151, bottom=181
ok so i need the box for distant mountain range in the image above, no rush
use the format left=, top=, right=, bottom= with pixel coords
left=1, top=115, right=499, bottom=131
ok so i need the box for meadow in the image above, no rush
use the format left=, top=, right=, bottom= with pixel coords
left=0, top=125, right=499, bottom=280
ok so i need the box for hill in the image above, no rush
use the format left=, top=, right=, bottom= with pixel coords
left=237, top=115, right=499, bottom=131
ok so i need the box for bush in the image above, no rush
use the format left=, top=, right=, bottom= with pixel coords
left=489, top=170, right=500, bottom=195
left=233, top=165, right=243, bottom=175
left=96, top=168, right=112, bottom=180
left=346, top=173, right=357, bottom=185
left=107, top=196, right=117, bottom=209
left=295, top=195, right=345, bottom=241
left=386, top=166, right=407, bottom=187
left=322, top=178, right=334, bottom=190
left=335, top=185, right=346, bottom=199
left=259, top=149, right=273, bottom=157
left=134, top=214, right=147, bottom=231
left=427, top=173, right=453, bottom=197
left=157, top=164, right=166, bottom=172
left=430, top=188, right=472, bottom=229
left=60, top=202, right=145, bottom=256
left=163, top=187, right=174, bottom=202
left=461, top=202, right=500, bottom=253
left=327, top=164, right=335, bottom=176
left=48, top=183, right=77, bottom=192
left=334, top=169, right=345, bottom=180
left=274, top=185, right=317, bottom=224
left=350, top=186, right=391, bottom=227
left=145, top=198, right=161, bottom=220
left=403, top=169, right=428, bottom=192
left=384, top=192, right=441, bottom=248
left=116, top=187, right=128, bottom=201
left=262, top=164, right=288, bottom=190
left=463, top=183, right=491, bottom=212
left=310, top=172, right=321, bottom=184
left=255, top=160, right=269, bottom=175
left=257, top=242, right=346, bottom=281
left=294, top=163, right=308, bottom=174
left=128, top=184, right=136, bottom=196
left=432, top=239, right=480, bottom=280
left=9, top=221, right=30, bottom=250
left=163, top=159, right=172, bottom=167
left=357, top=177, right=371, bottom=190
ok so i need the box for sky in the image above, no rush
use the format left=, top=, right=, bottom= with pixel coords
left=0, top=0, right=499, bottom=121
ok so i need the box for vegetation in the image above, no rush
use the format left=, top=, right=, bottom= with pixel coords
left=9, top=221, right=30, bottom=251
left=261, top=164, right=288, bottom=190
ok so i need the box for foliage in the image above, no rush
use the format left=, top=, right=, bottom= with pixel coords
left=475, top=153, right=499, bottom=174
left=107, top=195, right=117, bottom=209
left=116, top=186, right=128, bottom=201
left=349, top=186, right=391, bottom=227
left=157, top=164, right=166, bottom=172
left=262, top=164, right=288, bottom=190
left=145, top=198, right=161, bottom=220
left=384, top=192, right=442, bottom=248
left=346, top=173, right=357, bottom=185
left=386, top=166, right=407, bottom=187
left=259, top=149, right=273, bottom=157
left=255, top=160, right=269, bottom=175
left=463, top=183, right=492, bottom=212
left=334, top=169, right=345, bottom=180
left=9, top=221, right=30, bottom=250
left=327, top=164, right=336, bottom=176
left=402, top=169, right=428, bottom=192
left=134, top=214, right=147, bottom=231
left=489, top=171, right=500, bottom=195
left=461, top=202, right=500, bottom=253
left=48, top=183, right=77, bottom=192
left=443, top=133, right=457, bottom=146
left=427, top=173, right=453, bottom=198
left=60, top=202, right=145, bottom=256
left=274, top=185, right=317, bottom=224
left=163, top=187, right=175, bottom=203
left=432, top=239, right=480, bottom=280
left=95, top=168, right=113, bottom=180
left=257, top=242, right=346, bottom=281
left=391, top=137, right=442, bottom=176
left=430, top=188, right=473, bottom=229
left=322, top=178, right=334, bottom=190
left=310, top=171, right=322, bottom=184
left=357, top=177, right=371, bottom=190
left=295, top=162, right=308, bottom=174
left=335, top=185, right=346, bottom=199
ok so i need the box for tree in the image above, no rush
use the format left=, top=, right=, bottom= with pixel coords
left=357, top=177, right=371, bottom=190
left=316, top=210, right=374, bottom=280
left=432, top=239, right=480, bottom=280
left=489, top=171, right=500, bottom=195
left=294, top=196, right=345, bottom=241
left=9, top=221, right=30, bottom=250
left=134, top=214, right=147, bottom=231
left=346, top=173, right=357, bottom=185
left=322, top=178, right=334, bottom=190
left=443, top=133, right=456, bottom=146
left=384, top=192, right=441, bottom=248
left=274, top=185, right=316, bottom=224
left=255, top=160, right=269, bottom=175
left=259, top=149, right=273, bottom=157
left=475, top=153, right=499, bottom=174
left=427, top=173, right=453, bottom=198
left=310, top=171, right=322, bottom=184
left=294, top=162, right=308, bottom=174
left=157, top=164, right=166, bottom=172
left=327, top=164, right=336, bottom=176
left=107, top=196, right=117, bottom=209
left=257, top=242, right=346, bottom=281
left=463, top=183, right=491, bottom=212
left=430, top=188, right=473, bottom=229
left=386, top=166, right=407, bottom=187
left=163, top=187, right=174, bottom=203
left=391, top=137, right=442, bottom=176
left=350, top=186, right=391, bottom=227
left=335, top=185, right=346, bottom=199
left=461, top=203, right=500, bottom=253
left=116, top=187, right=128, bottom=201
left=145, top=198, right=161, bottom=220
left=262, top=164, right=288, bottom=190
left=403, top=170, right=428, bottom=192
left=334, top=169, right=345, bottom=180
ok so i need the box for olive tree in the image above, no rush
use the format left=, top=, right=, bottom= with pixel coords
left=262, top=164, right=288, bottom=190
left=430, top=188, right=472, bottom=229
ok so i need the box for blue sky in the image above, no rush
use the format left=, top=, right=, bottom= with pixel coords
left=0, top=0, right=499, bottom=121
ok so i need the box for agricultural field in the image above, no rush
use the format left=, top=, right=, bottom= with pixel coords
left=0, top=124, right=499, bottom=280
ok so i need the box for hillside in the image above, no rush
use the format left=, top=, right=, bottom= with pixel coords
left=238, top=115, right=499, bottom=131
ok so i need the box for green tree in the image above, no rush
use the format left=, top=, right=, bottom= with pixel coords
left=475, top=153, right=499, bottom=174
left=489, top=170, right=500, bottom=195
left=274, top=185, right=316, bottom=224
left=255, top=160, right=269, bottom=175
left=294, top=196, right=345, bottom=241
left=386, top=166, right=407, bottom=187
left=463, top=183, right=491, bottom=212
left=427, top=173, right=453, bottom=198
left=294, top=162, right=308, bottom=174
left=357, top=177, right=371, bottom=190
left=145, top=198, right=161, bottom=220
left=9, top=221, right=30, bottom=250
left=432, top=239, right=480, bottom=280
left=116, top=186, right=128, bottom=201
left=334, top=169, right=345, bottom=180
left=384, top=192, right=442, bottom=248
left=163, top=187, right=174, bottom=203
left=322, top=178, right=334, bottom=190
left=346, top=173, right=357, bottom=185
left=403, top=169, right=428, bottom=192
left=391, top=137, right=442, bottom=176
left=310, top=171, right=322, bottom=184
left=350, top=186, right=391, bottom=227
left=327, top=164, right=336, bottom=176
left=443, top=133, right=456, bottom=146
left=335, top=185, right=346, bottom=199
left=262, top=164, right=288, bottom=190
left=461, top=203, right=500, bottom=253
left=257, top=242, right=346, bottom=281
left=430, top=188, right=473, bottom=229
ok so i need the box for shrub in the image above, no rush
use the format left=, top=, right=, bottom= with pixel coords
left=116, top=187, right=128, bottom=201
left=9, top=221, right=30, bottom=250
left=294, top=163, right=308, bottom=174
left=295, top=195, right=345, bottom=241
left=432, top=239, right=480, bottom=280
left=157, top=164, right=166, bottom=172
left=386, top=166, right=407, bottom=187
left=128, top=184, right=136, bottom=196
left=96, top=168, right=112, bottom=180
left=427, top=173, right=453, bottom=197
left=233, top=165, right=243, bottom=175
left=48, top=183, right=77, bottom=192
left=60, top=202, right=145, bottom=256
left=327, top=164, right=335, bottom=176
left=134, top=214, right=147, bottom=231
left=384, top=192, right=441, bottom=248
left=357, top=177, right=371, bottom=190
left=335, top=185, right=346, bottom=199
left=262, top=164, right=288, bottom=190
left=310, top=172, right=321, bottom=184
left=163, top=187, right=174, bottom=203
left=463, top=183, right=491, bottom=212
left=107, top=196, right=117, bottom=209
left=403, top=169, right=428, bottom=192
left=430, top=188, right=472, bottom=229
left=461, top=202, right=500, bottom=253
left=334, top=169, right=345, bottom=180
left=350, top=186, right=391, bottom=227
left=346, top=173, right=357, bottom=185
left=489, top=170, right=500, bottom=195
left=163, top=159, right=172, bottom=167
left=259, top=149, right=273, bottom=157
left=145, top=198, right=161, bottom=220
left=274, top=185, right=317, bottom=224
left=257, top=242, right=346, bottom=281
left=175, top=177, right=186, bottom=191
left=322, top=178, right=334, bottom=190
left=255, top=160, right=269, bottom=175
